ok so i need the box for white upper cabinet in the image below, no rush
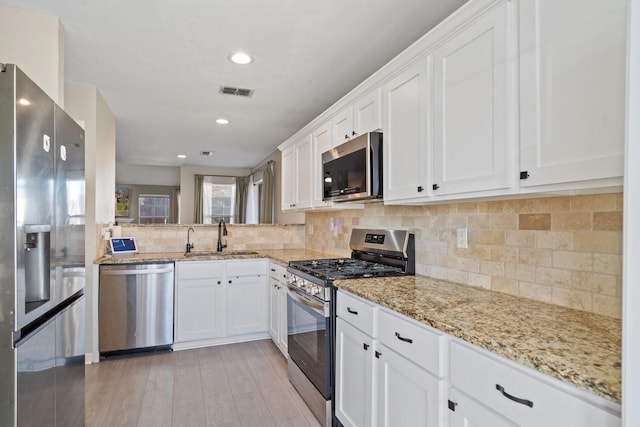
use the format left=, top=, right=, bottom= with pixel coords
left=280, top=146, right=296, bottom=211
left=353, top=89, right=382, bottom=136
left=518, top=0, right=626, bottom=189
left=280, top=0, right=626, bottom=207
left=332, top=89, right=382, bottom=146
left=281, top=135, right=313, bottom=211
left=383, top=57, right=431, bottom=202
left=432, top=0, right=515, bottom=196
left=333, top=106, right=355, bottom=146
left=312, top=120, right=333, bottom=207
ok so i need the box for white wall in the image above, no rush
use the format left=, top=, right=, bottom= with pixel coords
left=623, top=1, right=640, bottom=425
left=179, top=165, right=251, bottom=223
left=117, top=163, right=180, bottom=186
left=65, top=83, right=116, bottom=363
left=0, top=4, right=64, bottom=105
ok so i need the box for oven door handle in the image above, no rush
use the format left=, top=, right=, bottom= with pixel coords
left=287, top=285, right=326, bottom=316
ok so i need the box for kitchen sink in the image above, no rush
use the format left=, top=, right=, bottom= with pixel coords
left=184, top=250, right=258, bottom=257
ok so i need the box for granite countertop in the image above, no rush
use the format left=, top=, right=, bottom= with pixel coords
left=94, top=248, right=340, bottom=265
left=334, top=275, right=622, bottom=404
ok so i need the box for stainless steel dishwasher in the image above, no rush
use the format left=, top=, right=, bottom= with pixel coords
left=99, top=262, right=174, bottom=355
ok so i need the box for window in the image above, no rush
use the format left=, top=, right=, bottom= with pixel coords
left=202, top=176, right=236, bottom=224
left=138, top=194, right=170, bottom=224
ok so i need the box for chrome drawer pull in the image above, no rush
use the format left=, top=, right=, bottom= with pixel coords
left=346, top=307, right=358, bottom=315
left=496, top=384, right=534, bottom=408
left=395, top=332, right=413, bottom=343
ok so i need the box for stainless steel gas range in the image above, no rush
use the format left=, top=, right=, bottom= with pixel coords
left=285, top=228, right=415, bottom=427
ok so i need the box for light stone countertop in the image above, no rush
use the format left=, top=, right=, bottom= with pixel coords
left=334, top=275, right=621, bottom=404
left=95, top=249, right=621, bottom=404
left=94, top=248, right=340, bottom=265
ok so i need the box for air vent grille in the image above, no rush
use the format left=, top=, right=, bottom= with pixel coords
left=200, top=151, right=214, bottom=156
left=219, top=85, right=254, bottom=97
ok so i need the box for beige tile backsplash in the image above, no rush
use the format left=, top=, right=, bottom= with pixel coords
left=98, top=224, right=305, bottom=255
left=305, top=193, right=623, bottom=319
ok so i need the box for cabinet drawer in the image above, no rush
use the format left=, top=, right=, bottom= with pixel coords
left=176, top=261, right=224, bottom=279
left=336, top=290, right=376, bottom=336
left=226, top=259, right=267, bottom=277
left=449, top=340, right=620, bottom=426
left=269, top=262, right=286, bottom=281
left=378, top=309, right=442, bottom=376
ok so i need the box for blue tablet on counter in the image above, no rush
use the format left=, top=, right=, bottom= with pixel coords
left=109, top=237, right=138, bottom=255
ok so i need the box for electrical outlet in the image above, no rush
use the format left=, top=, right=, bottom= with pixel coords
left=457, top=228, right=468, bottom=249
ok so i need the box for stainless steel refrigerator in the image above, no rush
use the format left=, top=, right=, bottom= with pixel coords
left=0, top=64, right=86, bottom=426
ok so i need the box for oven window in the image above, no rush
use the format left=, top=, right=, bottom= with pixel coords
left=287, top=292, right=329, bottom=397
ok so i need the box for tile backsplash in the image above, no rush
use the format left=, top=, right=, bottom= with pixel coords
left=100, top=224, right=305, bottom=255
left=305, top=193, right=623, bottom=319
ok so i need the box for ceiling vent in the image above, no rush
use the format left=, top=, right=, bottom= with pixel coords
left=219, top=85, right=254, bottom=98
left=200, top=151, right=214, bottom=156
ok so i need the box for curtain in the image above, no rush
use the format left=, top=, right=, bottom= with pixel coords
left=234, top=176, right=250, bottom=223
left=171, top=187, right=180, bottom=223
left=194, top=174, right=205, bottom=224
left=260, top=160, right=275, bottom=224
left=246, top=174, right=258, bottom=224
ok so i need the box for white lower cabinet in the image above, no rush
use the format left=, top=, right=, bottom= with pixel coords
left=447, top=340, right=621, bottom=427
left=174, top=259, right=269, bottom=349
left=374, top=343, right=440, bottom=427
left=336, top=290, right=620, bottom=427
left=335, top=318, right=374, bottom=427
left=336, top=291, right=442, bottom=427
left=175, top=261, right=226, bottom=342
left=268, top=262, right=288, bottom=355
left=448, top=387, right=518, bottom=427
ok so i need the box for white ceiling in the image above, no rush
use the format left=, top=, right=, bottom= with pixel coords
left=2, top=0, right=467, bottom=168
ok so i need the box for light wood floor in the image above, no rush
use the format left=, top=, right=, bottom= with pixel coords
left=85, top=339, right=320, bottom=427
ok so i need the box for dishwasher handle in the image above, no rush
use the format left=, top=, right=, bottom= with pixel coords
left=101, top=267, right=173, bottom=276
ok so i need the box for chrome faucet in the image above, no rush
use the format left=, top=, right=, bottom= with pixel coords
left=186, top=227, right=195, bottom=253
left=217, top=219, right=227, bottom=252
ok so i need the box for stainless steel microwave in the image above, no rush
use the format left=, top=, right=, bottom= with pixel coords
left=321, top=132, right=383, bottom=203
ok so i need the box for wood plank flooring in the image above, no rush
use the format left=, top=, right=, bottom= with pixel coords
left=85, top=340, right=320, bottom=427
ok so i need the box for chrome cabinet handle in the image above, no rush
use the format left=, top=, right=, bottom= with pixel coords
left=395, top=332, right=413, bottom=343
left=496, top=384, right=534, bottom=408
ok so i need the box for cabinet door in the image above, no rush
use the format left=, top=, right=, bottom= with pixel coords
left=519, top=0, right=626, bottom=187
left=227, top=274, right=268, bottom=336
left=175, top=276, right=225, bottom=342
left=277, top=284, right=288, bottom=354
left=383, top=57, right=431, bottom=202
left=313, top=121, right=333, bottom=207
left=294, top=135, right=313, bottom=209
left=448, top=388, right=518, bottom=427
left=281, top=146, right=296, bottom=210
left=375, top=344, right=440, bottom=427
left=335, top=318, right=374, bottom=427
left=354, top=88, right=382, bottom=135
left=269, top=277, right=281, bottom=343
left=333, top=106, right=354, bottom=145
left=432, top=0, right=513, bottom=196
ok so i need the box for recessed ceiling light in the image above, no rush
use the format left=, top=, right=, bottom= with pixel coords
left=216, top=118, right=230, bottom=125
left=177, top=154, right=186, bottom=159
left=228, top=52, right=253, bottom=65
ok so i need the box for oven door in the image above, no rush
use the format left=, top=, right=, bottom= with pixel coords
left=287, top=285, right=331, bottom=399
